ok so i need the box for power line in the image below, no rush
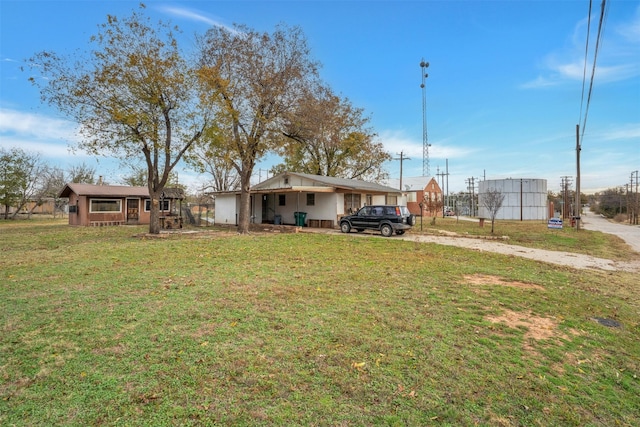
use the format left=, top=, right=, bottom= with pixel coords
left=578, top=0, right=593, bottom=125
left=580, top=0, right=609, bottom=142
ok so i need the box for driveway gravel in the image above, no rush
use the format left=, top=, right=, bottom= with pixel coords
left=309, top=215, right=640, bottom=272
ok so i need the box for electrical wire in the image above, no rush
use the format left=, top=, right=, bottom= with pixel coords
left=578, top=0, right=592, bottom=126
left=580, top=0, right=609, bottom=143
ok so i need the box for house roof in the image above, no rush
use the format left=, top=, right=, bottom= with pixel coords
left=253, top=172, right=402, bottom=194
left=59, top=183, right=184, bottom=199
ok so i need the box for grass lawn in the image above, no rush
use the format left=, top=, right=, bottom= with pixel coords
left=1, top=220, right=638, bottom=426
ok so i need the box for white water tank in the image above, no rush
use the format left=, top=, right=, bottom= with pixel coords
left=478, top=178, right=547, bottom=220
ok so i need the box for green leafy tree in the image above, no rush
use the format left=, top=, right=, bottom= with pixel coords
left=279, top=83, right=390, bottom=181
left=28, top=5, right=208, bottom=233
left=197, top=23, right=319, bottom=233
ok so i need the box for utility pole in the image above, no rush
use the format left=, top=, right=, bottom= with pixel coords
left=420, top=59, right=431, bottom=177
left=258, top=168, right=271, bottom=182
left=394, top=151, right=410, bottom=191
left=436, top=167, right=445, bottom=216
left=445, top=159, right=450, bottom=211
left=560, top=176, right=572, bottom=220
left=466, top=177, right=476, bottom=217
left=632, top=170, right=639, bottom=225
left=575, top=124, right=581, bottom=230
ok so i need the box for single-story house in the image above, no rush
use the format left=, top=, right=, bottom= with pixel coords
left=212, top=172, right=406, bottom=228
left=58, top=183, right=185, bottom=227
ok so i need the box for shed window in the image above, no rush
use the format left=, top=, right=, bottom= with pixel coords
left=278, top=194, right=286, bottom=206
left=90, top=199, right=121, bottom=213
left=145, top=199, right=170, bottom=211
left=306, top=193, right=315, bottom=206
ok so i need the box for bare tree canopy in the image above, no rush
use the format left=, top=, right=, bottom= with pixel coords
left=184, top=125, right=240, bottom=192
left=67, top=162, right=96, bottom=184
left=197, top=23, right=320, bottom=233
left=278, top=84, right=390, bottom=182
left=28, top=5, right=209, bottom=233
left=0, top=148, right=44, bottom=219
left=480, top=187, right=505, bottom=234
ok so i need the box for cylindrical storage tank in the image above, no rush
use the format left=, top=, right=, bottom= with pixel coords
left=478, top=179, right=547, bottom=220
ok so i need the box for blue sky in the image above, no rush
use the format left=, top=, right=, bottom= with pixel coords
left=1, top=0, right=639, bottom=194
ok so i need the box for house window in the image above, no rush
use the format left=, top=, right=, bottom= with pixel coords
left=306, top=193, right=315, bottom=206
left=345, top=194, right=361, bottom=214
left=278, top=194, right=286, bottom=206
left=386, top=195, right=397, bottom=205
left=407, top=192, right=417, bottom=202
left=144, top=199, right=170, bottom=211
left=365, top=194, right=372, bottom=206
left=90, top=199, right=121, bottom=213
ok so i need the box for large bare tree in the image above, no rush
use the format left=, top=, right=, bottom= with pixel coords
left=184, top=125, right=240, bottom=192
left=279, top=84, right=390, bottom=181
left=197, top=23, right=319, bottom=233
left=28, top=5, right=208, bottom=233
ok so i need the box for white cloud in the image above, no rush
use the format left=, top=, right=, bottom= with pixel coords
left=158, top=6, right=237, bottom=33
left=523, top=8, right=640, bottom=88
left=616, top=5, right=640, bottom=42
left=379, top=129, right=477, bottom=161
left=0, top=108, right=79, bottom=142
left=598, top=123, right=640, bottom=141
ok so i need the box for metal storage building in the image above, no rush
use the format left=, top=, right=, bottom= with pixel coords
left=478, top=178, right=548, bottom=221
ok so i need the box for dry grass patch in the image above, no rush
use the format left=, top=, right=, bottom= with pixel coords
left=486, top=309, right=565, bottom=342
left=463, top=273, right=545, bottom=291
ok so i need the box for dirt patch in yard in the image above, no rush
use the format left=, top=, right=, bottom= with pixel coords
left=486, top=309, right=563, bottom=341
left=464, top=274, right=545, bottom=291
left=463, top=274, right=577, bottom=354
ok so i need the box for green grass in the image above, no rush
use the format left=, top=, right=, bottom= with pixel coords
left=1, top=221, right=639, bottom=426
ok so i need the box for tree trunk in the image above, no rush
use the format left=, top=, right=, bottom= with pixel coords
left=237, top=167, right=253, bottom=234
left=148, top=194, right=161, bottom=234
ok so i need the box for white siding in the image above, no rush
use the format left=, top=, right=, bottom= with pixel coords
left=214, top=194, right=239, bottom=224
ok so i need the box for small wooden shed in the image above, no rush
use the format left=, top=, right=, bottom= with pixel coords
left=59, top=183, right=185, bottom=227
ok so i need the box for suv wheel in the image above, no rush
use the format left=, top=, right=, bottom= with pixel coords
left=408, top=215, right=416, bottom=226
left=340, top=221, right=351, bottom=233
left=380, top=224, right=393, bottom=237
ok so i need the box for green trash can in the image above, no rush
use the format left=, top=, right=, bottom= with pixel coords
left=294, top=211, right=307, bottom=226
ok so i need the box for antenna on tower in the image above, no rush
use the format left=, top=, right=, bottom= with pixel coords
left=420, top=59, right=431, bottom=177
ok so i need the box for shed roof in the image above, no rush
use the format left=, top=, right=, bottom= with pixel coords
left=59, top=183, right=184, bottom=199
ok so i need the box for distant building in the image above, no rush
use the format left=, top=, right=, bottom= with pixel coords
left=384, top=176, right=444, bottom=217
left=478, top=178, right=547, bottom=220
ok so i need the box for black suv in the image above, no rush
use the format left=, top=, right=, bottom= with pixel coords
left=339, top=205, right=416, bottom=237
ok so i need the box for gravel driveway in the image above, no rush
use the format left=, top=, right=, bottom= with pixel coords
left=313, top=215, right=640, bottom=272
